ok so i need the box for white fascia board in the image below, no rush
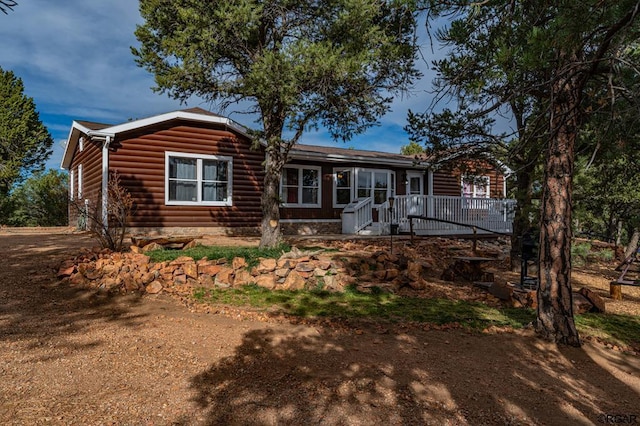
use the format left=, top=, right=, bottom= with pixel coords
left=60, top=121, right=98, bottom=170
left=101, top=111, right=251, bottom=139
left=289, top=151, right=422, bottom=168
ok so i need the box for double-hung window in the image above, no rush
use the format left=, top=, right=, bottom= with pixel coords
left=165, top=152, right=232, bottom=206
left=281, top=165, right=321, bottom=207
left=333, top=168, right=352, bottom=207
left=462, top=175, right=490, bottom=198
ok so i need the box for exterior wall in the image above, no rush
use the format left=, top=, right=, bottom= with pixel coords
left=108, top=121, right=264, bottom=235
left=279, top=160, right=408, bottom=221
left=67, top=136, right=103, bottom=227
left=433, top=160, right=506, bottom=198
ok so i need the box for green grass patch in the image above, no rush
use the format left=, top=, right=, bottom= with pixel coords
left=146, top=243, right=290, bottom=268
left=192, top=284, right=640, bottom=348
left=575, top=312, right=640, bottom=348
left=194, top=284, right=537, bottom=330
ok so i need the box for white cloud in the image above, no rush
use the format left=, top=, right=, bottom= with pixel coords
left=1, top=0, right=444, bottom=171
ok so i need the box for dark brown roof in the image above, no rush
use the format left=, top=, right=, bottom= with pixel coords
left=291, top=143, right=412, bottom=162
left=75, top=120, right=112, bottom=130
left=179, top=106, right=225, bottom=117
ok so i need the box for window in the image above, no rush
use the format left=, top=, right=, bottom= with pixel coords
left=462, top=175, right=490, bottom=198
left=334, top=168, right=395, bottom=207
left=79, top=137, right=84, bottom=152
left=70, top=169, right=75, bottom=201
left=281, top=165, right=321, bottom=207
left=333, top=168, right=352, bottom=207
left=77, top=164, right=83, bottom=199
left=165, top=152, right=232, bottom=206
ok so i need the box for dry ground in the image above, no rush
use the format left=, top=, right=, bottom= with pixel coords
left=0, top=228, right=639, bottom=425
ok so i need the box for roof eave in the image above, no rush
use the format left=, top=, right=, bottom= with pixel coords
left=289, top=150, right=428, bottom=168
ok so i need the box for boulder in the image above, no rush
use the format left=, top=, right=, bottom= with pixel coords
left=183, top=261, right=198, bottom=279
left=256, top=258, right=277, bottom=273
left=573, top=293, right=594, bottom=315
left=232, top=257, right=248, bottom=270
left=234, top=270, right=254, bottom=287
left=215, top=267, right=235, bottom=288
left=142, top=242, right=164, bottom=252
left=146, top=280, right=163, bottom=294
left=282, top=270, right=307, bottom=290
left=255, top=274, right=276, bottom=290
left=198, top=263, right=222, bottom=277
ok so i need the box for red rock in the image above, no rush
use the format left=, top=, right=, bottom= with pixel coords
left=232, top=257, right=248, bottom=270
left=183, top=262, right=198, bottom=279
left=146, top=280, right=163, bottom=294
left=255, top=274, right=276, bottom=290
left=275, top=268, right=290, bottom=278
left=57, top=264, right=76, bottom=279
left=199, top=263, right=222, bottom=276
left=215, top=267, right=235, bottom=287
left=234, top=270, right=253, bottom=286
left=283, top=270, right=306, bottom=290
left=573, top=293, right=594, bottom=315
left=385, top=269, right=399, bottom=280
left=256, top=258, right=277, bottom=273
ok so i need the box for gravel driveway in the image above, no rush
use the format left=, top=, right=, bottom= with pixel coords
left=1, top=229, right=639, bottom=425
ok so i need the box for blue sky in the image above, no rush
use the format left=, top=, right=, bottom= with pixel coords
left=0, top=1, right=444, bottom=172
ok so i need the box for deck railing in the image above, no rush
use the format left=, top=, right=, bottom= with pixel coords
left=378, top=195, right=516, bottom=235
left=341, top=197, right=374, bottom=234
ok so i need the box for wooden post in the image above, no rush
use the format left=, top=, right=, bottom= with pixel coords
left=610, top=282, right=623, bottom=301
left=472, top=227, right=477, bottom=253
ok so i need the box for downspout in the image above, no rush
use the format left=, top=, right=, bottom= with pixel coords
left=102, top=136, right=111, bottom=230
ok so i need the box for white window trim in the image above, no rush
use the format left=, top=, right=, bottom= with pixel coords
left=280, top=165, right=322, bottom=208
left=79, top=137, right=84, bottom=152
left=333, top=167, right=354, bottom=208
left=70, top=169, right=75, bottom=201
left=462, top=175, right=491, bottom=198
left=164, top=151, right=233, bottom=206
left=332, top=167, right=396, bottom=208
left=77, top=164, right=83, bottom=199
left=354, top=168, right=395, bottom=207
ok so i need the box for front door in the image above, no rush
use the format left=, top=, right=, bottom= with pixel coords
left=405, top=172, right=425, bottom=217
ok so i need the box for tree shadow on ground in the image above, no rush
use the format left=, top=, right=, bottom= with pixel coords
left=0, top=232, right=149, bottom=360
left=183, top=323, right=640, bottom=425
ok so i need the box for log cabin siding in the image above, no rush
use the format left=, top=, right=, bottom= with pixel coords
left=108, top=122, right=264, bottom=232
left=433, top=161, right=506, bottom=198
left=67, top=136, right=103, bottom=226
left=280, top=160, right=407, bottom=220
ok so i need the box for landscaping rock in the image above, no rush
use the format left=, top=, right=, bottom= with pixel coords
left=215, top=267, right=235, bottom=288
left=282, top=270, right=306, bottom=290
left=232, top=257, right=247, bottom=270
left=234, top=270, right=253, bottom=286
left=256, top=258, right=277, bottom=273
left=579, top=287, right=606, bottom=313
left=573, top=293, right=594, bottom=314
left=255, top=274, right=276, bottom=290
left=146, top=280, right=163, bottom=294
left=142, top=242, right=164, bottom=252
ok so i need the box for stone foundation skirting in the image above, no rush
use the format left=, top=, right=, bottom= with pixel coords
left=280, top=220, right=342, bottom=236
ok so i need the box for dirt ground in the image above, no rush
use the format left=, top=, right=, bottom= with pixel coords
left=1, top=228, right=639, bottom=425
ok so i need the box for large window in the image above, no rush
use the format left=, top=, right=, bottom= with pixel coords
left=333, top=168, right=395, bottom=207
left=281, top=165, right=321, bottom=207
left=165, top=152, right=232, bottom=206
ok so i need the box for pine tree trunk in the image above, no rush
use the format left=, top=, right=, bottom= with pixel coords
left=624, top=228, right=640, bottom=259
left=510, top=162, right=535, bottom=271
left=260, top=150, right=283, bottom=248
left=535, top=74, right=581, bottom=347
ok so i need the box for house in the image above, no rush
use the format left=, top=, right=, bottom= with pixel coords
left=61, top=108, right=515, bottom=237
